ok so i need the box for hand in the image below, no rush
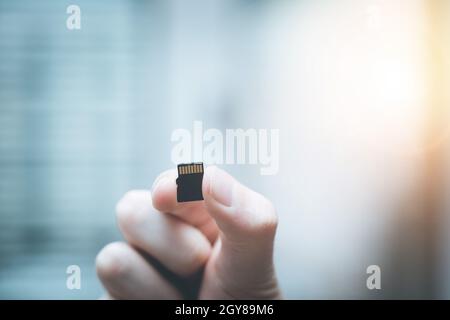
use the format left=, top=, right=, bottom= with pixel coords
left=96, top=166, right=281, bottom=299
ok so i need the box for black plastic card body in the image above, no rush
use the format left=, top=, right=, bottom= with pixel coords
left=176, top=163, right=204, bottom=202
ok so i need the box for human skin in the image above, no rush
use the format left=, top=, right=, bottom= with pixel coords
left=96, top=166, right=281, bottom=299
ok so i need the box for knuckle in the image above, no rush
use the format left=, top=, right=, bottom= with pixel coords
left=239, top=197, right=278, bottom=237
left=116, top=190, right=150, bottom=232
left=178, top=239, right=210, bottom=276
left=96, top=242, right=130, bottom=280
left=189, top=246, right=210, bottom=273
left=262, top=199, right=278, bottom=231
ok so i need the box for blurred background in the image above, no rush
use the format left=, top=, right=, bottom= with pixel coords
left=0, top=0, right=449, bottom=299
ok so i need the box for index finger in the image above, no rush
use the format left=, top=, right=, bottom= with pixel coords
left=151, top=169, right=219, bottom=242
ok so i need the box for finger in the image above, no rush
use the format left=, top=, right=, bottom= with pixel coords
left=151, top=169, right=219, bottom=243
left=203, top=166, right=278, bottom=245
left=201, top=166, right=280, bottom=298
left=116, top=190, right=211, bottom=276
left=96, top=242, right=182, bottom=299
left=99, top=292, right=116, bottom=300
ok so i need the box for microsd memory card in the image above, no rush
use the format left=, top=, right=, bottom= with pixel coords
left=176, top=163, right=204, bottom=202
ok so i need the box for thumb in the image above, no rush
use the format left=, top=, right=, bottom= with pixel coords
left=202, top=166, right=280, bottom=299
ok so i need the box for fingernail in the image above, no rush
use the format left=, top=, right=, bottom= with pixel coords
left=205, top=166, right=235, bottom=207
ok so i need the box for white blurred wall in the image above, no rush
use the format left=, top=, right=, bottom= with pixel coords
left=1, top=0, right=449, bottom=299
